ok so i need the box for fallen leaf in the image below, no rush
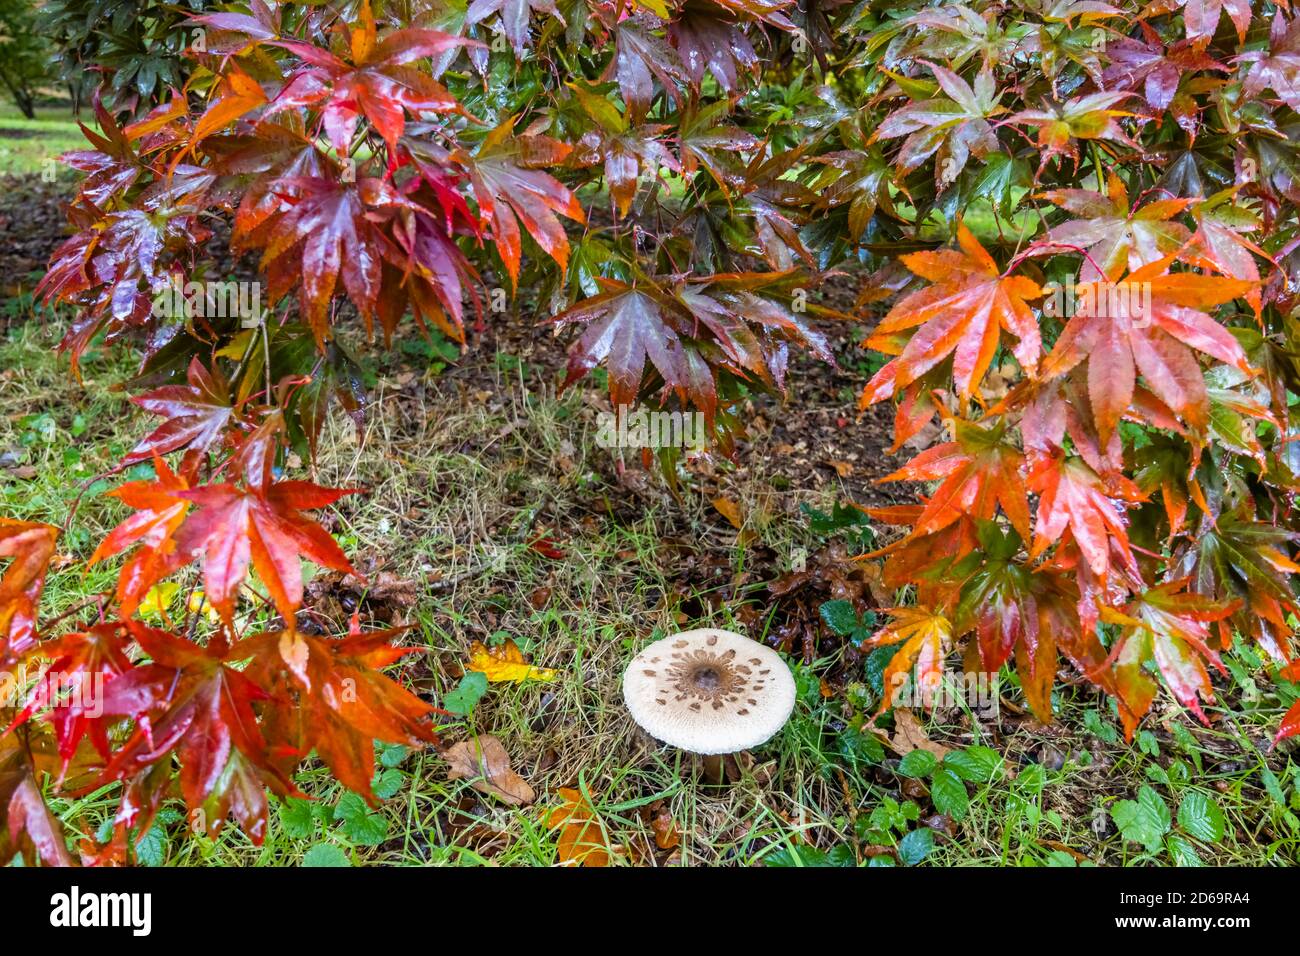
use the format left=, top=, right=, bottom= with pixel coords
left=711, top=496, right=745, bottom=529
left=887, top=708, right=953, bottom=760
left=138, top=582, right=181, bottom=619
left=443, top=735, right=535, bottom=805
left=187, top=589, right=223, bottom=624
left=527, top=533, right=566, bottom=559
left=546, top=787, right=613, bottom=866
left=1040, top=839, right=1091, bottom=863
left=650, top=804, right=680, bottom=850
left=466, top=638, right=557, bottom=683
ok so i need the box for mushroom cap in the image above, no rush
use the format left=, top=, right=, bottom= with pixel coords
left=622, top=628, right=796, bottom=755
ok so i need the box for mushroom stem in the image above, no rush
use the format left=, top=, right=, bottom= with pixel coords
left=701, top=753, right=727, bottom=785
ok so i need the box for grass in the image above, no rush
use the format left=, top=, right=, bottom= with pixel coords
left=3, top=306, right=1299, bottom=868
left=0, top=101, right=88, bottom=178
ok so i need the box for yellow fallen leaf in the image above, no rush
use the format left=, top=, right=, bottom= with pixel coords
left=466, top=639, right=556, bottom=683
left=139, top=582, right=180, bottom=620
left=187, top=589, right=222, bottom=625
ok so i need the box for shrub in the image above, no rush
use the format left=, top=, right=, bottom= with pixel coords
left=40, top=0, right=210, bottom=113
left=3, top=0, right=1299, bottom=863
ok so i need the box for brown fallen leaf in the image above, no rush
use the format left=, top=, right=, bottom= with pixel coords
left=886, top=708, right=953, bottom=760
left=546, top=787, right=614, bottom=866
left=443, top=735, right=536, bottom=806
left=711, top=496, right=745, bottom=529
left=648, top=802, right=680, bottom=850
left=1040, top=839, right=1091, bottom=863
left=826, top=459, right=854, bottom=478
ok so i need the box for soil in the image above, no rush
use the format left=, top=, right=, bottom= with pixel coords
left=0, top=176, right=79, bottom=289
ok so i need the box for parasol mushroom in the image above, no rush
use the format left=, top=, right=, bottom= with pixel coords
left=622, top=627, right=796, bottom=782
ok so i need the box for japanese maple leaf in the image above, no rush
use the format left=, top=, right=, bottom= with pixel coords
left=560, top=270, right=834, bottom=424
left=238, top=619, right=437, bottom=802
left=614, top=16, right=688, bottom=121
left=668, top=0, right=796, bottom=92
left=1172, top=512, right=1300, bottom=657
left=0, top=519, right=58, bottom=660
left=1170, top=0, right=1252, bottom=43
left=868, top=511, right=982, bottom=596
left=457, top=121, right=584, bottom=286
left=1011, top=91, right=1133, bottom=165
left=1026, top=452, right=1141, bottom=579
left=1101, top=25, right=1227, bottom=114
left=175, top=480, right=359, bottom=625
left=872, top=63, right=1003, bottom=187
left=953, top=524, right=1042, bottom=672
left=572, top=86, right=679, bottom=218
left=466, top=0, right=562, bottom=57
left=861, top=224, right=1042, bottom=403
left=6, top=623, right=133, bottom=773
left=1278, top=700, right=1300, bottom=744
left=864, top=607, right=952, bottom=714
left=270, top=7, right=469, bottom=153
left=190, top=1, right=281, bottom=54
left=898, top=3, right=1028, bottom=69
left=96, top=624, right=295, bottom=841
left=219, top=122, right=334, bottom=243
left=0, top=754, right=74, bottom=867
left=949, top=528, right=1115, bottom=721
left=1037, top=171, right=1193, bottom=280
left=1034, top=174, right=1190, bottom=282
left=189, top=63, right=268, bottom=151
left=257, top=176, right=394, bottom=342
left=813, top=146, right=896, bottom=241
left=1038, top=257, right=1256, bottom=443
left=1239, top=12, right=1300, bottom=112
left=730, top=146, right=819, bottom=270
left=879, top=418, right=1031, bottom=542
left=88, top=454, right=194, bottom=616
left=124, top=358, right=236, bottom=466
left=60, top=96, right=144, bottom=208
left=1184, top=188, right=1266, bottom=315
left=677, top=99, right=760, bottom=192
left=557, top=280, right=694, bottom=407
left=681, top=271, right=837, bottom=395
left=372, top=191, right=481, bottom=343
left=1104, top=580, right=1238, bottom=726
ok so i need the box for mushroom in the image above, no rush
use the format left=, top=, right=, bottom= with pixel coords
left=622, top=627, right=796, bottom=782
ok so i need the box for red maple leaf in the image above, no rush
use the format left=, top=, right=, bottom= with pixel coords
left=238, top=618, right=437, bottom=802
left=862, top=224, right=1042, bottom=403
left=0, top=519, right=58, bottom=660
left=175, top=480, right=360, bottom=625
left=269, top=4, right=469, bottom=153
left=125, top=359, right=238, bottom=466
left=88, top=454, right=195, bottom=616
left=94, top=623, right=296, bottom=842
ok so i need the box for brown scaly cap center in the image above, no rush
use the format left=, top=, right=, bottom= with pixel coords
left=637, top=633, right=775, bottom=716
